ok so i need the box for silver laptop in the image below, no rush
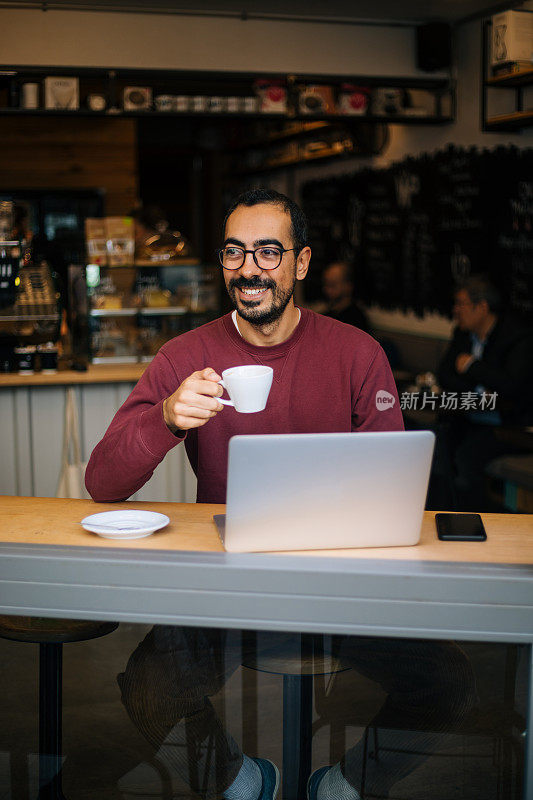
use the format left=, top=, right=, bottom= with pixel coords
left=215, top=431, right=435, bottom=553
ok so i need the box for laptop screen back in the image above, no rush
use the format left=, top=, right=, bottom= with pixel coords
left=222, top=431, right=435, bottom=553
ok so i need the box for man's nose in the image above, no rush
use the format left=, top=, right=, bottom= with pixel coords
left=239, top=251, right=263, bottom=279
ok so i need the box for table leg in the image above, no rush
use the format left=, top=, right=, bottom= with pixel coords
left=282, top=674, right=313, bottom=800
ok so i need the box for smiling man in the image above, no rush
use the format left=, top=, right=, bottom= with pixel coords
left=86, top=189, right=403, bottom=505
left=220, top=198, right=310, bottom=339
left=87, top=193, right=474, bottom=800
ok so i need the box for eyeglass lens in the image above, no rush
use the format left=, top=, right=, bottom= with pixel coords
left=220, top=246, right=282, bottom=270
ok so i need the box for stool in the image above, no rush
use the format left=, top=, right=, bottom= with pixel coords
left=242, top=634, right=348, bottom=800
left=0, top=615, right=118, bottom=800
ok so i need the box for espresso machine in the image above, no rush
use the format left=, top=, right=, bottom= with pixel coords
left=0, top=201, right=61, bottom=372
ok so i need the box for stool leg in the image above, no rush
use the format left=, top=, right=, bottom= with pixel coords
left=282, top=674, right=313, bottom=800
left=38, top=643, right=67, bottom=800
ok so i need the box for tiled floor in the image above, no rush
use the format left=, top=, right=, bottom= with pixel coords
left=0, top=623, right=527, bottom=799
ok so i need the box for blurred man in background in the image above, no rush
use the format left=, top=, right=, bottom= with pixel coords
left=322, top=260, right=370, bottom=333
left=428, top=274, right=533, bottom=510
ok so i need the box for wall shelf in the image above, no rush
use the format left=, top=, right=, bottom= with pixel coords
left=0, top=64, right=455, bottom=127
left=481, top=21, right=533, bottom=132
left=484, top=110, right=533, bottom=130
left=486, top=67, right=533, bottom=87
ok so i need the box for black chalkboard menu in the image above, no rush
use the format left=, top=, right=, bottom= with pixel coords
left=301, top=145, right=533, bottom=318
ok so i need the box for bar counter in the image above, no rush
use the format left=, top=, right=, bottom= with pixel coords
left=0, top=362, right=147, bottom=387
left=1, top=496, right=532, bottom=638
left=1, top=496, right=533, bottom=791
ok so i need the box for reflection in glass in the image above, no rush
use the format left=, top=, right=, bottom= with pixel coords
left=0, top=619, right=526, bottom=799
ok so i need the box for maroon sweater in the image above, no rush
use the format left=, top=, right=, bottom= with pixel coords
left=86, top=309, right=403, bottom=503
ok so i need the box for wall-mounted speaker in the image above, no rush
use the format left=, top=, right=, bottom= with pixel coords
left=416, top=22, right=452, bottom=72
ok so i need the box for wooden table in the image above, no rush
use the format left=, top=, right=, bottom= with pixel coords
left=1, top=495, right=533, bottom=562
left=1, top=496, right=533, bottom=793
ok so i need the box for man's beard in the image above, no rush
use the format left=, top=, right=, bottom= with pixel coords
left=227, top=273, right=297, bottom=326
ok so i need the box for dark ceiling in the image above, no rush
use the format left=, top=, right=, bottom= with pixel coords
left=0, top=0, right=525, bottom=24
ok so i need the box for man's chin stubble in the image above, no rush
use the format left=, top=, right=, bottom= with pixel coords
left=236, top=304, right=283, bottom=326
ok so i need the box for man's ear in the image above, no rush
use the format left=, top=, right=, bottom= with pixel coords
left=296, top=246, right=311, bottom=280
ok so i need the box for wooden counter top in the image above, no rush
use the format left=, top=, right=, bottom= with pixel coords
left=1, top=496, right=532, bottom=565
left=0, top=363, right=147, bottom=387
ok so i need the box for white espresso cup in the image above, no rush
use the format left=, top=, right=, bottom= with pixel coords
left=218, top=365, right=273, bottom=413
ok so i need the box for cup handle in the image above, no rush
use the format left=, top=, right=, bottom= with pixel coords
left=218, top=379, right=234, bottom=407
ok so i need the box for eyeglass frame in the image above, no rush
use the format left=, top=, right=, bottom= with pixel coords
left=217, top=245, right=296, bottom=270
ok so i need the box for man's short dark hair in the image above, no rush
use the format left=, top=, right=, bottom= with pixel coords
left=457, top=274, right=502, bottom=313
left=223, top=189, right=308, bottom=255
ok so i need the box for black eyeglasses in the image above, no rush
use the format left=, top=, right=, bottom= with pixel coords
left=218, top=245, right=295, bottom=271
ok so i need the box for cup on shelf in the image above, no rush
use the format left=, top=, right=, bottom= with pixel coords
left=87, top=93, right=106, bottom=112
left=226, top=96, right=241, bottom=113
left=155, top=95, right=174, bottom=112
left=175, top=95, right=189, bottom=111
left=191, top=95, right=208, bottom=112
left=242, top=96, right=259, bottom=113
left=208, top=96, right=225, bottom=112
left=21, top=83, right=39, bottom=110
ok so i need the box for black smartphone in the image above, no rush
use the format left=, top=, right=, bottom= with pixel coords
left=435, top=513, right=487, bottom=542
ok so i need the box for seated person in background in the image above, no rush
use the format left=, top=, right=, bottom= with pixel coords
left=322, top=260, right=370, bottom=333
left=428, top=274, right=533, bottom=511
left=87, top=189, right=473, bottom=800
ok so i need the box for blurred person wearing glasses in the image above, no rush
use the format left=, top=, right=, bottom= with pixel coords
left=86, top=190, right=473, bottom=800
left=427, top=274, right=533, bottom=511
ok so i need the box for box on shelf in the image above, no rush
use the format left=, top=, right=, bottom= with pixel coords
left=298, top=85, right=335, bottom=115
left=337, top=84, right=370, bottom=115
left=123, top=86, right=152, bottom=111
left=44, top=77, right=79, bottom=110
left=254, top=80, right=287, bottom=113
left=371, top=87, right=407, bottom=116
left=105, top=217, right=135, bottom=266
left=85, top=218, right=107, bottom=266
left=491, top=10, right=533, bottom=66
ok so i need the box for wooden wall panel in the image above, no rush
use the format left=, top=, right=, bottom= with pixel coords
left=0, top=384, right=197, bottom=502
left=0, top=390, right=17, bottom=496
left=0, top=117, right=138, bottom=215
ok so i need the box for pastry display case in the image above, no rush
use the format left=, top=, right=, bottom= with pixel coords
left=68, top=261, right=218, bottom=364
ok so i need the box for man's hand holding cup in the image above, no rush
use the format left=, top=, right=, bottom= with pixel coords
left=163, top=364, right=274, bottom=434
left=163, top=368, right=224, bottom=434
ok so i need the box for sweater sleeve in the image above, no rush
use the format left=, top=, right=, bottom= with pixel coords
left=85, top=350, right=185, bottom=502
left=352, top=344, right=404, bottom=432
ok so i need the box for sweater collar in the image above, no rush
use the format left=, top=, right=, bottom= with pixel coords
left=222, top=307, right=309, bottom=359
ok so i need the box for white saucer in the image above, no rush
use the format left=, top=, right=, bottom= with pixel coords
left=81, top=510, right=170, bottom=540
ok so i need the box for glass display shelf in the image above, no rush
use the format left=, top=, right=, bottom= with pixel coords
left=68, top=262, right=219, bottom=364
